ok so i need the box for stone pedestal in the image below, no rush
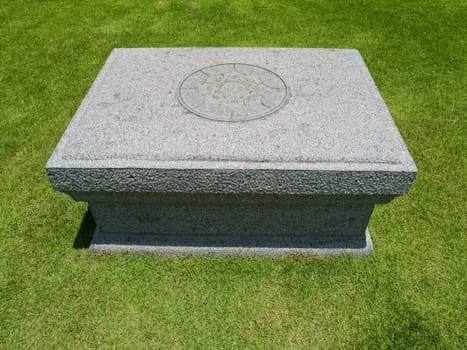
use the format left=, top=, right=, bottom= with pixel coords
left=46, top=48, right=417, bottom=255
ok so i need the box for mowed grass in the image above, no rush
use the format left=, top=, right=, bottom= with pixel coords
left=0, top=0, right=465, bottom=348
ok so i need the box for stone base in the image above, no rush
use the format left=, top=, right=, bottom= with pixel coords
left=90, top=228, right=373, bottom=256
left=84, top=193, right=380, bottom=256
left=46, top=48, right=417, bottom=257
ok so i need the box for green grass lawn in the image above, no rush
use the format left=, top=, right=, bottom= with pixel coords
left=1, top=0, right=465, bottom=348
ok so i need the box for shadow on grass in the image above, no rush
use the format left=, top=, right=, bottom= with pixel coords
left=73, top=210, right=96, bottom=249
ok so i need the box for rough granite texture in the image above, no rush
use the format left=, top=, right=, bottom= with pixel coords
left=45, top=48, right=417, bottom=256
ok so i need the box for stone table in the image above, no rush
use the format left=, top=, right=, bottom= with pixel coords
left=46, top=48, right=417, bottom=255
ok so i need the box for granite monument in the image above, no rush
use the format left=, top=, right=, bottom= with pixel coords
left=46, top=48, right=417, bottom=255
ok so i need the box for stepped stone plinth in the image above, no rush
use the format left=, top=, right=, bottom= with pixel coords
left=46, top=48, right=417, bottom=255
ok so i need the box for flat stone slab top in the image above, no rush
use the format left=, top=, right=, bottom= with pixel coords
left=46, top=48, right=417, bottom=255
left=47, top=48, right=416, bottom=195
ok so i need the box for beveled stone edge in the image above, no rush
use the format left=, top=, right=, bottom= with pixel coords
left=46, top=157, right=418, bottom=173
left=89, top=228, right=373, bottom=257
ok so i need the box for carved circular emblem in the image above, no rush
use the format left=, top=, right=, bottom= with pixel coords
left=177, top=63, right=288, bottom=122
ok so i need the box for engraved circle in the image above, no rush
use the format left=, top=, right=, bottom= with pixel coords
left=177, top=63, right=288, bottom=122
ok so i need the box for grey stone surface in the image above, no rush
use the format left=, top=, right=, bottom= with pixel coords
left=87, top=193, right=375, bottom=255
left=46, top=47, right=418, bottom=256
left=90, top=228, right=373, bottom=256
